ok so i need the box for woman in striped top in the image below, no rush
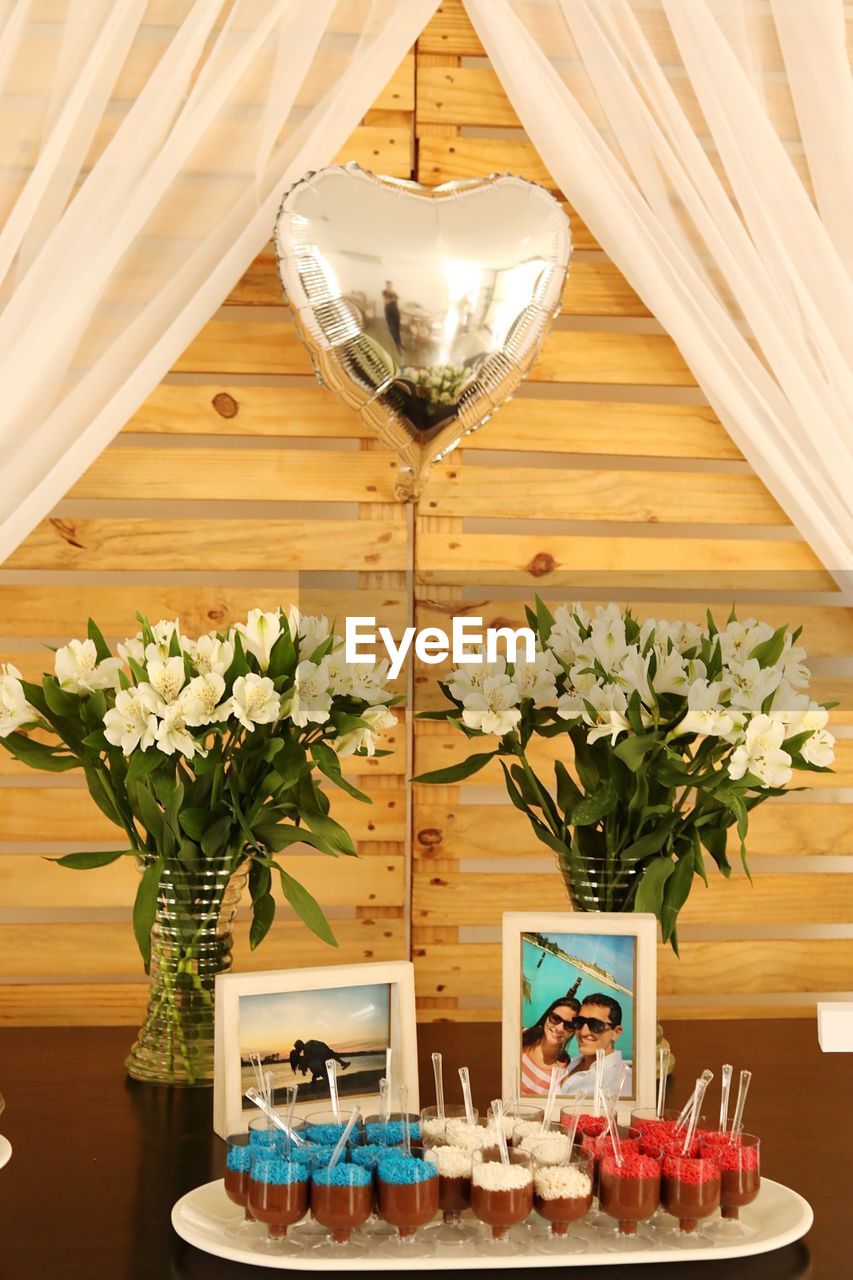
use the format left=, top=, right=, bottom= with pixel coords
left=520, top=994, right=580, bottom=1097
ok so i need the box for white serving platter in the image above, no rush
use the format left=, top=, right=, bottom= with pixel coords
left=0, top=1135, right=12, bottom=1171
left=171, top=1177, right=812, bottom=1269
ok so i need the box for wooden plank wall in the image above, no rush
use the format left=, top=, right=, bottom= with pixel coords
left=410, top=2, right=853, bottom=1023
left=2, top=7, right=851, bottom=1027
left=0, top=55, right=417, bottom=1026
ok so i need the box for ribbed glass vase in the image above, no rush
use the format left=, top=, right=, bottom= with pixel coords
left=557, top=847, right=637, bottom=913
left=125, top=854, right=247, bottom=1087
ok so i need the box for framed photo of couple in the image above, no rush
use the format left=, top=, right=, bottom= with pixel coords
left=213, top=960, right=418, bottom=1138
left=502, top=912, right=657, bottom=1124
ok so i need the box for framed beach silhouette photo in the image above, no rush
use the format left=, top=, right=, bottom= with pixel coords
left=502, top=913, right=657, bottom=1124
left=213, top=960, right=418, bottom=1138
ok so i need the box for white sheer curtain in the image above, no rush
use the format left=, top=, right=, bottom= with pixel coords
left=0, top=0, right=439, bottom=563
left=465, top=0, right=853, bottom=584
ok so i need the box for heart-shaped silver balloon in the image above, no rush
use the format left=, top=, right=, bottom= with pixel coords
left=275, top=164, right=571, bottom=499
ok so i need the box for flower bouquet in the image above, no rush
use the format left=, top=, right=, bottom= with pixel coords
left=0, top=608, right=398, bottom=1084
left=417, top=601, right=834, bottom=950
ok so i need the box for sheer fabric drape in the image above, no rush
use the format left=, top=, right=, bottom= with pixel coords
left=465, top=0, right=853, bottom=582
left=0, top=0, right=439, bottom=562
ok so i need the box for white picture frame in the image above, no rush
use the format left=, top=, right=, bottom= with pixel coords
left=502, top=912, right=657, bottom=1125
left=213, top=960, right=418, bottom=1139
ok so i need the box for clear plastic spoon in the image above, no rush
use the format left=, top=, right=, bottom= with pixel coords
left=400, top=1082, right=412, bottom=1158
left=675, top=1069, right=714, bottom=1132
left=719, top=1063, right=733, bottom=1133
left=329, top=1105, right=361, bottom=1168
left=326, top=1059, right=340, bottom=1121
left=541, top=1066, right=560, bottom=1132
left=491, top=1099, right=511, bottom=1165
left=728, top=1070, right=752, bottom=1144
left=459, top=1066, right=475, bottom=1125
left=244, top=1088, right=305, bottom=1145
left=656, top=1045, right=667, bottom=1119
left=681, top=1072, right=713, bottom=1156
left=432, top=1051, right=445, bottom=1122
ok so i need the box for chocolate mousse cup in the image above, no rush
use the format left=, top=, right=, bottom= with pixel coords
left=661, top=1150, right=721, bottom=1236
left=247, top=1152, right=309, bottom=1255
left=531, top=1147, right=593, bottom=1256
left=377, top=1148, right=440, bottom=1254
left=311, top=1163, right=373, bottom=1256
left=599, top=1150, right=661, bottom=1246
left=700, top=1133, right=761, bottom=1238
left=471, top=1146, right=534, bottom=1255
left=224, top=1134, right=264, bottom=1239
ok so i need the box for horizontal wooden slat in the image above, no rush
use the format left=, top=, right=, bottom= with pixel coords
left=413, top=598, right=853, bottom=657
left=0, top=852, right=404, bottom=910
left=414, top=730, right=853, bottom=789
left=422, top=465, right=786, bottom=524
left=229, top=246, right=648, bottom=317
left=414, top=802, right=853, bottom=860
left=70, top=448, right=399, bottom=502
left=415, top=532, right=832, bottom=587
left=413, top=869, right=853, bottom=926
left=174, top=320, right=691, bottom=386
left=5, top=518, right=407, bottom=571
left=125, top=385, right=365, bottom=438
left=413, top=939, right=853, bottom=999
left=0, top=983, right=151, bottom=1026
left=458, top=401, right=741, bottom=459
left=0, top=917, right=405, bottom=981
left=0, top=786, right=405, bottom=846
left=0, top=585, right=409, bottom=638
left=419, top=136, right=554, bottom=190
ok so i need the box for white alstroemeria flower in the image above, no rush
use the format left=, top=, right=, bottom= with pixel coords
left=192, top=633, right=234, bottom=677
left=117, top=635, right=144, bottom=666
left=103, top=686, right=159, bottom=755
left=547, top=605, right=586, bottom=664
left=616, top=648, right=653, bottom=705
left=651, top=646, right=691, bottom=696
left=771, top=679, right=809, bottom=721
left=227, top=673, right=281, bottom=732
left=346, top=657, right=394, bottom=705
left=0, top=666, right=35, bottom=738
left=556, top=662, right=599, bottom=720
left=724, top=657, right=782, bottom=713
left=780, top=639, right=810, bottom=689
left=144, top=619, right=183, bottom=661
left=146, top=656, right=186, bottom=709
left=583, top=682, right=631, bottom=745
left=672, top=621, right=703, bottom=654
left=728, top=714, right=792, bottom=787
left=54, top=639, right=123, bottom=695
left=718, top=618, right=773, bottom=666
left=180, top=673, right=229, bottom=726
left=587, top=608, right=629, bottom=673
left=800, top=728, right=835, bottom=768
left=283, top=659, right=332, bottom=728
left=235, top=609, right=281, bottom=671
left=462, top=673, right=521, bottom=736
left=332, top=704, right=398, bottom=757
left=513, top=650, right=559, bottom=707
left=287, top=606, right=334, bottom=661
left=447, top=654, right=505, bottom=703
left=156, top=701, right=204, bottom=759
left=677, top=679, right=735, bottom=738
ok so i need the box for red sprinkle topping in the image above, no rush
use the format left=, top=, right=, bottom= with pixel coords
left=708, top=1145, right=760, bottom=1173
left=601, top=1153, right=660, bottom=1180
left=696, top=1129, right=742, bottom=1148
left=662, top=1155, right=720, bottom=1184
left=632, top=1118, right=675, bottom=1143
left=576, top=1114, right=607, bottom=1138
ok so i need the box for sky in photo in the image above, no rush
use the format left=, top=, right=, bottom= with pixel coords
left=239, top=982, right=391, bottom=1057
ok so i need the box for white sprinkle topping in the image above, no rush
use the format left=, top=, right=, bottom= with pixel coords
left=425, top=1145, right=473, bottom=1179
left=521, top=1132, right=574, bottom=1162
left=472, top=1163, right=532, bottom=1192
left=534, top=1164, right=592, bottom=1200
left=444, top=1121, right=489, bottom=1152
left=421, top=1117, right=446, bottom=1141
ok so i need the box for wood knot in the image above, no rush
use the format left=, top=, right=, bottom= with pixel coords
left=418, top=827, right=443, bottom=852
left=212, top=392, right=238, bottom=419
left=430, top=877, right=448, bottom=887
left=49, top=518, right=84, bottom=549
left=528, top=551, right=556, bottom=578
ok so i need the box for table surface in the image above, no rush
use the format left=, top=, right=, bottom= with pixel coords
left=0, top=1019, right=844, bottom=1279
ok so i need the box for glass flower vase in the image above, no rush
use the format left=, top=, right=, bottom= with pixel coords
left=125, top=853, right=247, bottom=1087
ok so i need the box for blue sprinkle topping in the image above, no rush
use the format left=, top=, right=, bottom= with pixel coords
left=378, top=1156, right=438, bottom=1185
left=365, top=1120, right=422, bottom=1146
left=249, top=1128, right=280, bottom=1148
left=305, top=1122, right=356, bottom=1146
left=351, top=1145, right=386, bottom=1170
left=226, top=1145, right=251, bottom=1173
left=313, top=1163, right=372, bottom=1188
left=250, top=1157, right=310, bottom=1186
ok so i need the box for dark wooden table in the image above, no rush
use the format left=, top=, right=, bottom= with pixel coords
left=0, top=1020, right=843, bottom=1278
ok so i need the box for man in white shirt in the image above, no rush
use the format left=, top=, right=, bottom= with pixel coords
left=560, top=993, right=632, bottom=1098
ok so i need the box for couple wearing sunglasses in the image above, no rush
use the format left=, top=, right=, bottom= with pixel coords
left=520, top=990, right=631, bottom=1099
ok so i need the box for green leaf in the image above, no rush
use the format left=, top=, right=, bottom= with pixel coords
left=43, top=676, right=82, bottom=717
left=749, top=623, right=788, bottom=668
left=310, top=741, right=371, bottom=804
left=83, top=765, right=126, bottom=830
left=0, top=733, right=79, bottom=772
left=222, top=630, right=250, bottom=687
left=700, top=826, right=731, bottom=878
left=571, top=780, right=618, bottom=827
left=178, top=807, right=212, bottom=842
left=625, top=690, right=644, bottom=735
left=554, top=760, right=582, bottom=819
left=660, top=849, right=696, bottom=945
left=633, top=855, right=675, bottom=917
left=52, top=848, right=133, bottom=869
left=131, top=782, right=169, bottom=849
left=612, top=732, right=659, bottom=773
left=81, top=729, right=109, bottom=752
left=416, top=708, right=460, bottom=721
left=620, top=817, right=676, bottom=866
left=413, top=751, right=498, bottom=785
left=275, top=866, right=338, bottom=947
left=267, top=626, right=297, bottom=679
left=534, top=594, right=555, bottom=645
left=303, top=808, right=357, bottom=856
left=569, top=730, right=599, bottom=792
left=133, top=857, right=162, bottom=970
left=249, top=892, right=276, bottom=949
left=127, top=749, right=164, bottom=780
left=87, top=618, right=112, bottom=664
left=201, top=815, right=232, bottom=858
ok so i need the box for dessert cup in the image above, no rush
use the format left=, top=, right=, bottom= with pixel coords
left=304, top=1108, right=362, bottom=1148
left=531, top=1145, right=592, bottom=1255
left=470, top=1146, right=534, bottom=1257
left=659, top=1148, right=721, bottom=1247
left=349, top=1144, right=396, bottom=1240
left=598, top=1149, right=661, bottom=1253
left=363, top=1111, right=422, bottom=1148
left=376, top=1147, right=440, bottom=1256
left=701, top=1134, right=761, bottom=1241
left=246, top=1149, right=309, bottom=1255
left=310, top=1161, right=373, bottom=1257
left=420, top=1103, right=476, bottom=1148
left=423, top=1141, right=480, bottom=1246
left=223, top=1133, right=265, bottom=1240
